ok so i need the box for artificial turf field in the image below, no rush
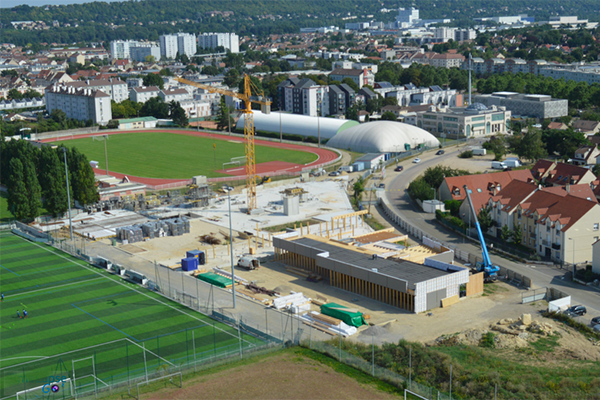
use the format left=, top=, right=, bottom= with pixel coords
left=0, top=232, right=264, bottom=399
left=52, top=131, right=318, bottom=179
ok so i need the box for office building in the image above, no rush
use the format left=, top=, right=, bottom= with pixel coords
left=473, top=92, right=568, bottom=119
left=396, top=7, right=419, bottom=26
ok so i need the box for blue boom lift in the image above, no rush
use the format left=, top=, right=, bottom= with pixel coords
left=463, top=185, right=499, bottom=282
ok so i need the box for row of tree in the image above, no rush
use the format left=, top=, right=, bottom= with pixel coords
left=110, top=97, right=188, bottom=127
left=0, top=138, right=98, bottom=221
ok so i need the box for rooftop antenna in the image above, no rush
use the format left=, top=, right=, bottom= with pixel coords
left=468, top=53, right=472, bottom=106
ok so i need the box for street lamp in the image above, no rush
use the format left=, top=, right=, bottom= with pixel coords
left=62, top=148, right=73, bottom=240
left=222, top=185, right=236, bottom=308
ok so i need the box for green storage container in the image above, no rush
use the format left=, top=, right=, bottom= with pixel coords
left=197, top=272, right=232, bottom=288
left=320, top=302, right=366, bottom=327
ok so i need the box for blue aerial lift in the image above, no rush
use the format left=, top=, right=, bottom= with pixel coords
left=463, top=185, right=499, bottom=282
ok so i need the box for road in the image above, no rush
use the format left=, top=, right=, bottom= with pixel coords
left=383, top=144, right=600, bottom=320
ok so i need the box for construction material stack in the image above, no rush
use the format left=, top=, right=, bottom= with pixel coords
left=197, top=272, right=233, bottom=288
left=273, top=292, right=311, bottom=313
left=116, top=225, right=143, bottom=243
left=320, top=303, right=367, bottom=328
left=141, top=221, right=167, bottom=239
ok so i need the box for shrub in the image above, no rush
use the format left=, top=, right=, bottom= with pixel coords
left=459, top=150, right=473, bottom=158
left=480, top=332, right=495, bottom=348
left=444, top=200, right=462, bottom=216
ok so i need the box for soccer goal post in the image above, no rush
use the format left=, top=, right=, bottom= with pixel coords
left=222, top=160, right=240, bottom=170
left=16, top=378, right=74, bottom=400
left=136, top=372, right=182, bottom=400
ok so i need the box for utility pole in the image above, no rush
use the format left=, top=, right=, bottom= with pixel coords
left=103, top=134, right=109, bottom=176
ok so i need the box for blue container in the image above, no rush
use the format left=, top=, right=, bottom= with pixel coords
left=181, top=257, right=198, bottom=271
left=186, top=249, right=202, bottom=259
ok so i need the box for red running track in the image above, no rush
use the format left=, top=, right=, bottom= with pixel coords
left=42, top=129, right=339, bottom=187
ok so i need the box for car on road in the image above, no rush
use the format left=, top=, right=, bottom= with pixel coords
left=413, top=158, right=421, bottom=163
left=328, top=171, right=340, bottom=176
left=591, top=316, right=600, bottom=326
left=378, top=183, right=386, bottom=189
left=436, top=150, right=445, bottom=155
left=394, top=166, right=404, bottom=172
left=565, top=305, right=587, bottom=317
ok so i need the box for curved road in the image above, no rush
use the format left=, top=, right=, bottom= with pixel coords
left=383, top=144, right=600, bottom=319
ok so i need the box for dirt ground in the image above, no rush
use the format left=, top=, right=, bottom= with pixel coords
left=142, top=351, right=398, bottom=400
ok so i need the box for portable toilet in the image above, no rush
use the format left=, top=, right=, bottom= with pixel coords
left=198, top=250, right=206, bottom=265
left=181, top=257, right=198, bottom=272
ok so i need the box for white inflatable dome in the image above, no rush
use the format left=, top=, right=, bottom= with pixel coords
left=327, top=121, right=440, bottom=153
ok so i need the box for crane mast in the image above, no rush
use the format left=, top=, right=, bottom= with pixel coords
left=175, top=75, right=270, bottom=214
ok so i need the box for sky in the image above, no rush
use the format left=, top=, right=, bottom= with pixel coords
left=1, top=0, right=125, bottom=8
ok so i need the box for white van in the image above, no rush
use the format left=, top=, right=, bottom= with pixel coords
left=503, top=159, right=521, bottom=168
left=491, top=161, right=507, bottom=170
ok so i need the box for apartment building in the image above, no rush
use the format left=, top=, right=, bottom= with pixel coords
left=487, top=179, right=600, bottom=264
left=129, top=86, right=160, bottom=103
left=60, top=79, right=128, bottom=103
left=45, top=84, right=112, bottom=125
left=159, top=34, right=179, bottom=59
left=531, top=160, right=597, bottom=187
left=110, top=40, right=138, bottom=60
left=198, top=33, right=240, bottom=53
left=130, top=44, right=161, bottom=62
left=159, top=88, right=192, bottom=103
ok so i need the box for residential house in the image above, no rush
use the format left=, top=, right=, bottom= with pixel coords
left=573, top=145, right=600, bottom=166
left=338, top=83, right=356, bottom=109
left=572, top=120, right=600, bottom=135
left=329, top=68, right=374, bottom=89
left=547, top=121, right=568, bottom=130
left=531, top=160, right=597, bottom=187
left=328, top=85, right=346, bottom=116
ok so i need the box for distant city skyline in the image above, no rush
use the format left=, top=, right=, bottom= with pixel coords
left=2, top=0, right=125, bottom=8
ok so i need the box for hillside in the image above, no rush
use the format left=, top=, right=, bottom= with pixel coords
left=2, top=0, right=600, bottom=46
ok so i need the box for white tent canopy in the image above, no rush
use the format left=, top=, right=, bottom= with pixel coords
left=236, top=111, right=359, bottom=140
left=327, top=121, right=440, bottom=153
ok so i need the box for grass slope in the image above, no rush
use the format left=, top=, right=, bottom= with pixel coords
left=0, top=233, right=263, bottom=398
left=53, top=131, right=318, bottom=179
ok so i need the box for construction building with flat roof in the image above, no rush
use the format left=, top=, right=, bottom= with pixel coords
left=273, top=232, right=473, bottom=313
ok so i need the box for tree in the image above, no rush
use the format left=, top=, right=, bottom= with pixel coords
left=341, top=78, right=359, bottom=92
left=7, top=89, right=23, bottom=101
left=507, top=128, right=547, bottom=162
left=542, top=128, right=588, bottom=159
left=216, top=97, right=234, bottom=131
left=345, top=105, right=359, bottom=121
left=51, top=109, right=67, bottom=125
left=353, top=177, right=365, bottom=200
left=500, top=225, right=512, bottom=242
left=477, top=205, right=495, bottom=232
left=383, top=97, right=398, bottom=107
left=7, top=158, right=30, bottom=221
left=381, top=111, right=397, bottom=121
left=366, top=97, right=383, bottom=114
left=223, top=69, right=240, bottom=88
left=202, top=65, right=220, bottom=76
left=38, top=145, right=69, bottom=217
left=408, top=179, right=434, bottom=202
left=512, top=224, right=523, bottom=246
left=169, top=101, right=188, bottom=127
left=482, top=135, right=506, bottom=161
left=66, top=147, right=99, bottom=206
left=142, top=73, right=164, bottom=90
left=140, top=97, right=169, bottom=119
left=144, top=55, right=156, bottom=63
left=23, top=159, right=42, bottom=220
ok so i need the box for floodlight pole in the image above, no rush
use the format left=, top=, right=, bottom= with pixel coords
left=317, top=115, right=321, bottom=148
left=103, top=134, right=109, bottom=176
left=225, top=187, right=236, bottom=308
left=63, top=148, right=73, bottom=240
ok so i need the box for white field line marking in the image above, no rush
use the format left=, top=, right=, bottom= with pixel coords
left=16, top=235, right=251, bottom=344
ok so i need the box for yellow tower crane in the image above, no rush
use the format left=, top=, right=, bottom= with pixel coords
left=175, top=75, right=271, bottom=214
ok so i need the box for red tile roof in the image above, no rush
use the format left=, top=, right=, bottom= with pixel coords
left=531, top=160, right=594, bottom=185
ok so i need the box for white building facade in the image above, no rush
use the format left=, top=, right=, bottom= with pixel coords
left=110, top=40, right=138, bottom=60
left=130, top=44, right=161, bottom=62
left=198, top=32, right=240, bottom=53
left=46, top=85, right=112, bottom=125
left=159, top=34, right=179, bottom=59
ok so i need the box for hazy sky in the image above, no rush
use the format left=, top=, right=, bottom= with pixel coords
left=1, top=0, right=125, bottom=8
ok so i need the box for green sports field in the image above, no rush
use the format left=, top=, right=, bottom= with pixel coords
left=52, top=131, right=318, bottom=179
left=0, top=232, right=264, bottom=398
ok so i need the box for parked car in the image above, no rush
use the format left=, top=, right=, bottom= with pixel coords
left=593, top=324, right=600, bottom=333
left=394, top=166, right=404, bottom=172
left=328, top=171, right=340, bottom=176
left=590, top=316, right=600, bottom=326
left=378, top=183, right=386, bottom=189
left=413, top=158, right=421, bottom=163
left=565, top=305, right=587, bottom=317
left=436, top=150, right=445, bottom=155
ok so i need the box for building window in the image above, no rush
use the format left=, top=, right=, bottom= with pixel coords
left=555, top=252, right=560, bottom=260
left=595, top=223, right=599, bottom=231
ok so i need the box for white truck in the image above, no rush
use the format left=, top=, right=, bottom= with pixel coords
left=339, top=165, right=354, bottom=173
left=472, top=148, right=487, bottom=156
left=503, top=158, right=521, bottom=168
